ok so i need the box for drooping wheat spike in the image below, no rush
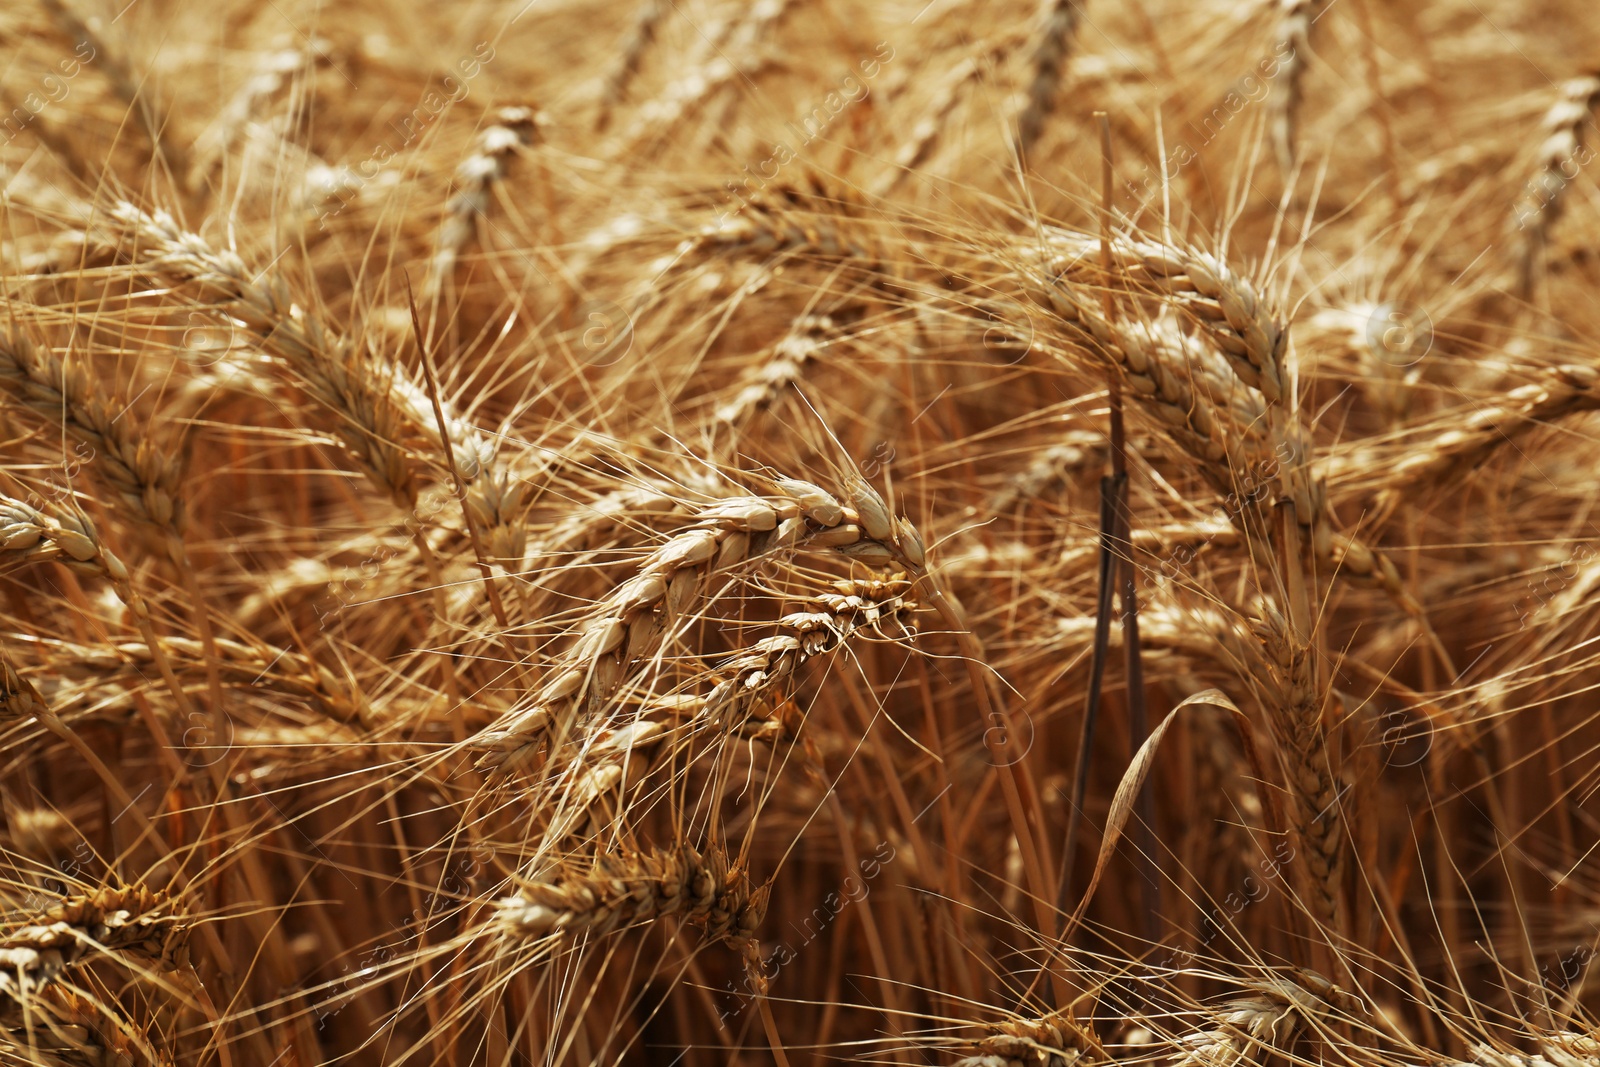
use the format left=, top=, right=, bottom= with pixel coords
left=39, top=0, right=194, bottom=190
left=1026, top=227, right=1289, bottom=403
left=0, top=496, right=147, bottom=621
left=227, top=718, right=374, bottom=780
left=495, top=842, right=768, bottom=947
left=0, top=325, right=185, bottom=541
left=951, top=1010, right=1102, bottom=1067
left=541, top=574, right=920, bottom=832
left=1268, top=0, right=1331, bottom=176
left=692, top=181, right=880, bottom=268
left=103, top=202, right=422, bottom=504
left=1025, top=283, right=1271, bottom=476
left=188, top=38, right=334, bottom=191
left=37, top=633, right=366, bottom=725
left=1056, top=517, right=1241, bottom=575
left=878, top=54, right=983, bottom=196
left=425, top=105, right=543, bottom=304
left=1015, top=0, right=1083, bottom=160
left=1019, top=231, right=1362, bottom=578
left=0, top=885, right=189, bottom=1001
left=617, top=0, right=796, bottom=154
left=1516, top=73, right=1600, bottom=298
left=0, top=646, right=48, bottom=727
left=0, top=86, right=91, bottom=184
left=1304, top=302, right=1422, bottom=425
left=1355, top=364, right=1599, bottom=514
left=1542, top=1033, right=1600, bottom=1067
left=986, top=437, right=1099, bottom=514
left=105, top=201, right=505, bottom=522
left=596, top=0, right=668, bottom=131
left=473, top=478, right=922, bottom=770
left=1, top=985, right=172, bottom=1067
left=713, top=313, right=835, bottom=437
left=700, top=573, right=917, bottom=730
left=519, top=483, right=685, bottom=577
left=1164, top=972, right=1356, bottom=1067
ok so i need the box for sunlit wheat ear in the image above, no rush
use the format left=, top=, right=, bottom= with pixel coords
left=537, top=574, right=920, bottom=839
left=1016, top=0, right=1083, bottom=160
left=0, top=885, right=190, bottom=1000
left=950, top=1009, right=1103, bottom=1067
left=471, top=477, right=921, bottom=771
left=1020, top=254, right=1319, bottom=554
left=0, top=327, right=184, bottom=541
left=1268, top=0, right=1331, bottom=177
left=1516, top=73, right=1600, bottom=299
left=425, top=104, right=544, bottom=306
left=1161, top=971, right=1357, bottom=1067
left=1347, top=364, right=1599, bottom=516
left=0, top=496, right=146, bottom=621
left=187, top=37, right=336, bottom=193
left=494, top=842, right=768, bottom=947
left=595, top=0, right=668, bottom=131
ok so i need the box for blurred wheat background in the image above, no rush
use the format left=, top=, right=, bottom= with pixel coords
left=1, top=0, right=1599, bottom=1063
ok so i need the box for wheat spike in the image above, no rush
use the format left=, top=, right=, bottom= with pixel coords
left=1016, top=1, right=1083, bottom=158
left=0, top=886, right=189, bottom=1001
left=496, top=843, right=768, bottom=946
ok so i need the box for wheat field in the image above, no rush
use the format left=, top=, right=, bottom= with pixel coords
left=1, top=0, right=1598, bottom=1063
